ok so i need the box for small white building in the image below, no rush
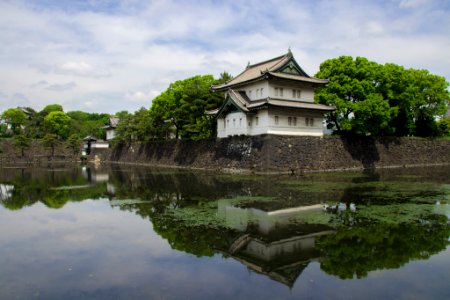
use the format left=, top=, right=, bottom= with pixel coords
left=209, top=51, right=334, bottom=138
left=103, top=116, right=119, bottom=141
left=82, top=135, right=109, bottom=155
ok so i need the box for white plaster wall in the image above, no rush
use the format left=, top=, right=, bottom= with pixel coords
left=244, top=81, right=269, bottom=100
left=218, top=111, right=248, bottom=138
left=217, top=116, right=226, bottom=138
left=92, top=142, right=109, bottom=148
left=106, top=129, right=115, bottom=140
left=247, top=109, right=269, bottom=136
left=218, top=108, right=325, bottom=137
left=268, top=82, right=315, bottom=103
left=266, top=108, right=324, bottom=136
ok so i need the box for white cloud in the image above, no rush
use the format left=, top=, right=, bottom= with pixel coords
left=83, top=101, right=95, bottom=109
left=46, top=82, right=77, bottom=91
left=0, top=0, right=448, bottom=114
left=11, top=93, right=30, bottom=107
left=54, top=61, right=111, bottom=78
left=125, top=91, right=159, bottom=103
left=30, top=80, right=49, bottom=89
left=399, top=0, right=430, bottom=8
left=364, top=21, right=384, bottom=36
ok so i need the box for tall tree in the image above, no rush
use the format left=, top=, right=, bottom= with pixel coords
left=112, top=112, right=135, bottom=146
left=66, top=134, right=81, bottom=155
left=66, top=111, right=108, bottom=139
left=218, top=71, right=233, bottom=83
left=41, top=104, right=63, bottom=115
left=150, top=75, right=224, bottom=139
left=406, top=69, right=449, bottom=136
left=42, top=133, right=60, bottom=157
left=315, top=56, right=449, bottom=136
left=44, top=111, right=72, bottom=139
left=1, top=108, right=27, bottom=135
left=315, top=56, right=397, bottom=135
left=13, top=134, right=31, bottom=157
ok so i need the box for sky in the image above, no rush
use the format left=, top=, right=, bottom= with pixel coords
left=0, top=0, right=449, bottom=114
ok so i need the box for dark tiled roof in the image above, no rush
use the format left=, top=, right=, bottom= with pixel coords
left=208, top=89, right=335, bottom=117
left=247, top=98, right=335, bottom=111
left=109, top=116, right=119, bottom=127
left=267, top=72, right=328, bottom=84
left=212, top=52, right=327, bottom=90
left=102, top=116, right=120, bottom=129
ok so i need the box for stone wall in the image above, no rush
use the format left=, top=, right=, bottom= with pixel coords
left=0, top=140, right=80, bottom=164
left=92, top=135, right=450, bottom=173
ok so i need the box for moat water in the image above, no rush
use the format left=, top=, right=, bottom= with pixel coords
left=0, top=164, right=449, bottom=299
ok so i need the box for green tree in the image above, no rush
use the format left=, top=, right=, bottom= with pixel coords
left=406, top=69, right=449, bottom=136
left=112, top=112, right=134, bottom=146
left=316, top=216, right=449, bottom=279
left=66, top=111, right=109, bottom=139
left=42, top=133, right=60, bottom=157
left=13, top=134, right=31, bottom=157
left=315, top=56, right=397, bottom=136
left=315, top=56, right=449, bottom=137
left=0, top=123, right=8, bottom=137
left=218, top=71, right=233, bottom=83
left=66, top=134, right=81, bottom=154
left=437, top=117, right=450, bottom=137
left=44, top=111, right=71, bottom=139
left=150, top=75, right=224, bottom=139
left=1, top=108, right=27, bottom=135
left=351, top=94, right=397, bottom=136
left=377, top=63, right=415, bottom=136
left=21, top=107, right=45, bottom=138
left=41, top=104, right=63, bottom=115
left=132, top=107, right=153, bottom=142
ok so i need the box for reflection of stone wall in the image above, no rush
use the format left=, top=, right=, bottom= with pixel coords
left=0, top=140, right=80, bottom=164
left=95, top=135, right=450, bottom=173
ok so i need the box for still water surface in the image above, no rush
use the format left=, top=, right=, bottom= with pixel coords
left=0, top=164, right=449, bottom=299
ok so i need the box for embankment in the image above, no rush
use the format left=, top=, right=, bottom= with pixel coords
left=0, top=140, right=79, bottom=164
left=92, top=135, right=450, bottom=173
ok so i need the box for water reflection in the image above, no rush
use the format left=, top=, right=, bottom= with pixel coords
left=0, top=184, right=14, bottom=200
left=0, top=164, right=449, bottom=298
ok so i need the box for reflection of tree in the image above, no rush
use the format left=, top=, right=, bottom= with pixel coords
left=151, top=216, right=237, bottom=257
left=316, top=214, right=449, bottom=279
left=0, top=167, right=107, bottom=210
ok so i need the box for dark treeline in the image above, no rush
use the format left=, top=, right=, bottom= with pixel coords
left=111, top=73, right=231, bottom=146
left=0, top=104, right=110, bottom=156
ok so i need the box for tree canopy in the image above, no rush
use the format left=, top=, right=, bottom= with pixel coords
left=44, top=111, right=72, bottom=139
left=1, top=108, right=28, bottom=135
left=41, top=104, right=63, bottom=115
left=1, top=56, right=448, bottom=143
left=149, top=75, right=224, bottom=140
left=315, top=56, right=449, bottom=137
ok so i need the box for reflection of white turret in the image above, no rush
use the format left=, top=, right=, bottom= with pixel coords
left=106, top=183, right=116, bottom=196
left=91, top=173, right=109, bottom=183
left=433, top=201, right=450, bottom=218
left=80, top=166, right=115, bottom=197
left=218, top=199, right=323, bottom=234
left=81, top=166, right=109, bottom=183
left=218, top=199, right=334, bottom=287
left=0, top=184, right=14, bottom=201
left=229, top=229, right=334, bottom=287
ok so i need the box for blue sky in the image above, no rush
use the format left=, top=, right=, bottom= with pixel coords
left=1, top=0, right=449, bottom=114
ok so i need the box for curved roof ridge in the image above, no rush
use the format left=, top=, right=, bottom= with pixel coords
left=247, top=52, right=290, bottom=69
left=212, top=51, right=326, bottom=91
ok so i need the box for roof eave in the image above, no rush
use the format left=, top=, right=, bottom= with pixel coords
left=212, top=74, right=269, bottom=91
left=267, top=72, right=329, bottom=85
